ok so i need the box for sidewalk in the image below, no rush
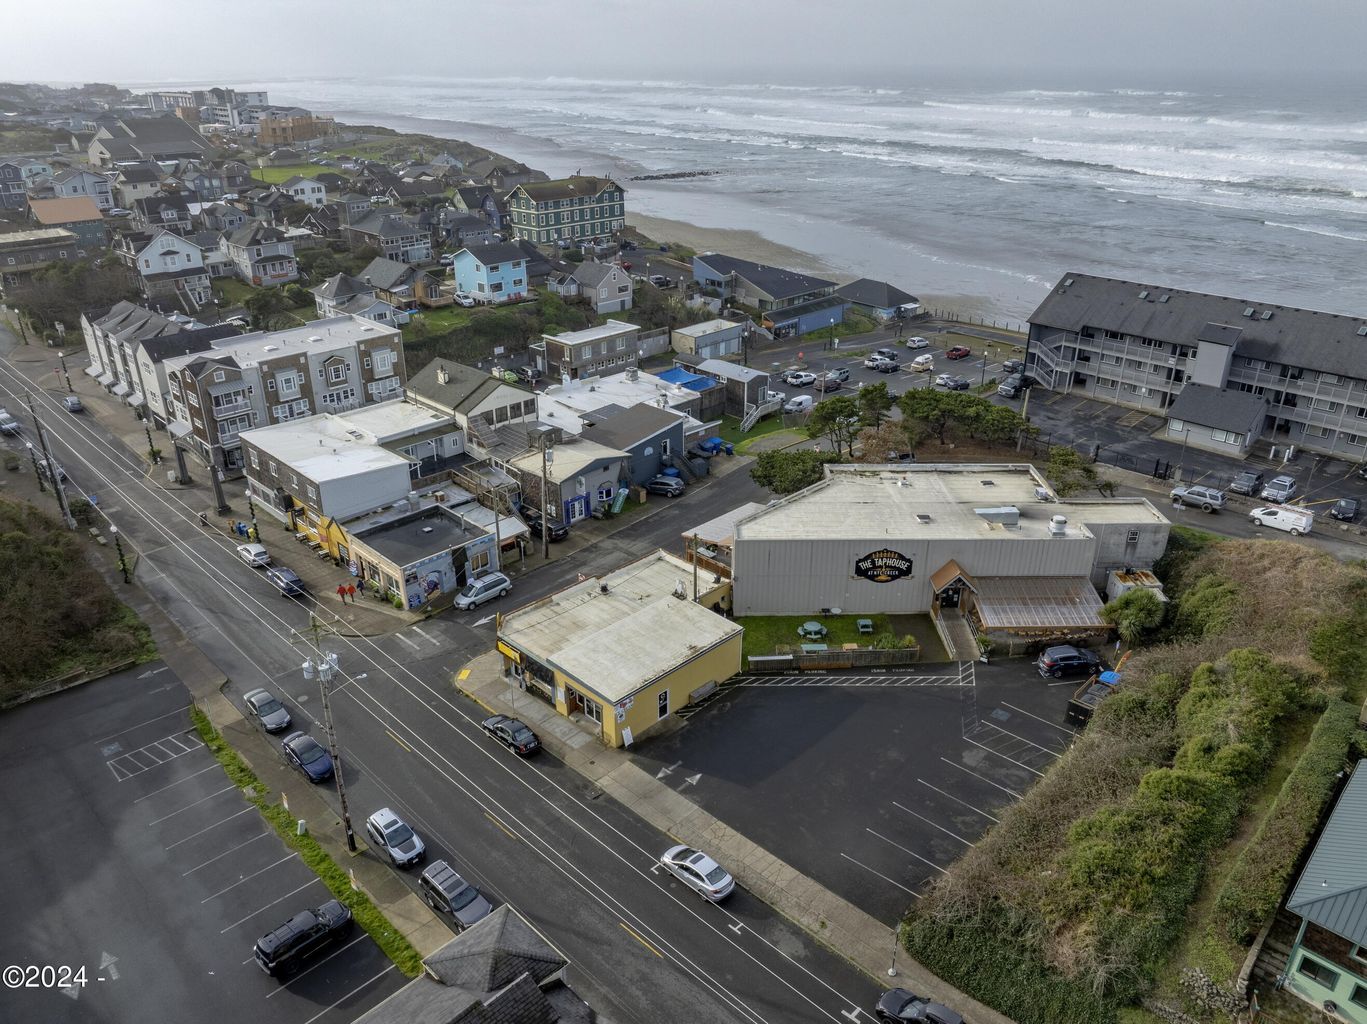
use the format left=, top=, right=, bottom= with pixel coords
left=456, top=651, right=1017, bottom=1024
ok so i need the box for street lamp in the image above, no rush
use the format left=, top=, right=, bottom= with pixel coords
left=302, top=648, right=357, bottom=852
left=828, top=316, right=836, bottom=350
left=25, top=442, right=45, bottom=492
left=110, top=525, right=130, bottom=584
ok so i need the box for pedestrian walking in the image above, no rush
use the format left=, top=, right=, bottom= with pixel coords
left=346, top=583, right=357, bottom=603
left=337, top=584, right=348, bottom=603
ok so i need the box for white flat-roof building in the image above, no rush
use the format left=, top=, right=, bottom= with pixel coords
left=731, top=464, right=1169, bottom=637
left=537, top=369, right=705, bottom=436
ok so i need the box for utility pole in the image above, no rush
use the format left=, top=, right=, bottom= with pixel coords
left=295, top=615, right=358, bottom=853
left=26, top=442, right=45, bottom=491
left=27, top=396, right=73, bottom=529
left=59, top=354, right=73, bottom=393
left=1016, top=385, right=1033, bottom=454
left=540, top=437, right=553, bottom=561
left=691, top=533, right=699, bottom=602
left=110, top=525, right=131, bottom=584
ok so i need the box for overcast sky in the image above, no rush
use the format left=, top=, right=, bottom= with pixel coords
left=3, top=0, right=1364, bottom=89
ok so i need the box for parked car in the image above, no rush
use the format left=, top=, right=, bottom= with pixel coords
left=236, top=542, right=271, bottom=567
left=1260, top=475, right=1298, bottom=502
left=997, top=374, right=1024, bottom=398
left=419, top=860, right=493, bottom=930
left=0, top=409, right=20, bottom=434
left=933, top=373, right=956, bottom=388
left=875, top=988, right=964, bottom=1024
left=481, top=714, right=541, bottom=755
left=864, top=355, right=895, bottom=371
left=871, top=347, right=900, bottom=361
left=1249, top=505, right=1313, bottom=536
left=943, top=376, right=971, bottom=391
left=648, top=274, right=671, bottom=288
left=905, top=336, right=930, bottom=349
left=364, top=808, right=426, bottom=867
left=453, top=292, right=476, bottom=307
left=282, top=731, right=334, bottom=783
left=243, top=687, right=292, bottom=733
left=825, top=366, right=851, bottom=383
left=659, top=845, right=735, bottom=901
left=644, top=475, right=686, bottom=497
left=455, top=571, right=512, bottom=610
left=782, top=394, right=814, bottom=414
left=1330, top=497, right=1360, bottom=521
left=266, top=566, right=306, bottom=597
left=945, top=345, right=972, bottom=360
left=874, top=359, right=900, bottom=374
left=36, top=459, right=66, bottom=483
left=909, top=354, right=935, bottom=372
left=620, top=240, right=637, bottom=251
left=1228, top=470, right=1265, bottom=496
left=253, top=899, right=352, bottom=980
left=107, top=207, right=132, bottom=217
left=1168, top=484, right=1226, bottom=512
left=438, top=253, right=455, bottom=266
left=61, top=396, right=84, bottom=413
left=522, top=510, right=568, bottom=542
left=1036, top=645, right=1102, bottom=679
left=787, top=371, right=817, bottom=388
left=1002, top=359, right=1025, bottom=375
left=511, top=365, right=542, bottom=386
left=815, top=375, right=843, bottom=392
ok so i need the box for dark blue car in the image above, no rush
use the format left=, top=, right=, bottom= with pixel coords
left=282, top=731, right=334, bottom=783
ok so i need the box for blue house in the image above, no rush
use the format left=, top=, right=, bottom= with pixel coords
left=692, top=252, right=847, bottom=339
left=452, top=241, right=529, bottom=305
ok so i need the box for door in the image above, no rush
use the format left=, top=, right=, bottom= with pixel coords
left=568, top=496, right=588, bottom=522
left=939, top=586, right=961, bottom=609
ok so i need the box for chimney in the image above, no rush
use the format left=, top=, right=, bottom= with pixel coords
left=437, top=366, right=449, bottom=385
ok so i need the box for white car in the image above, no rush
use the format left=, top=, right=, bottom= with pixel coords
left=905, top=336, right=930, bottom=349
left=454, top=292, right=476, bottom=307
left=236, top=543, right=271, bottom=567
left=455, top=571, right=511, bottom=610
left=933, top=373, right=956, bottom=388
left=659, top=845, right=735, bottom=901
left=364, top=808, right=426, bottom=868
left=787, top=371, right=817, bottom=387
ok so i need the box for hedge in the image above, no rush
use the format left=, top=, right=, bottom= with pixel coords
left=190, top=707, right=425, bottom=977
left=1213, top=699, right=1361, bottom=943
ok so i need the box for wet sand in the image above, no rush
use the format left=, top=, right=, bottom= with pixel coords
left=627, top=212, right=837, bottom=277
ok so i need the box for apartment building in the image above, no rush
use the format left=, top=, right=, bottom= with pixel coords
left=506, top=176, right=625, bottom=245
left=1026, top=273, right=1367, bottom=459
left=530, top=320, right=640, bottom=381
left=163, top=316, right=405, bottom=474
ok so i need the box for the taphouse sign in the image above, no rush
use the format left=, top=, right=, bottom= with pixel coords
left=854, top=548, right=913, bottom=583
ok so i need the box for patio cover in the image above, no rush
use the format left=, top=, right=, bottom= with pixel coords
left=973, top=576, right=1106, bottom=631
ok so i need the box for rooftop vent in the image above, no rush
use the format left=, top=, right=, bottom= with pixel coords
left=1358, top=326, right=1367, bottom=336
left=263, top=344, right=277, bottom=352
left=1063, top=278, right=1074, bottom=287
left=980, top=479, right=996, bottom=486
left=1243, top=307, right=1256, bottom=318
left=599, top=583, right=609, bottom=595
left=974, top=505, right=1020, bottom=527
left=1260, top=310, right=1273, bottom=321
left=1035, top=486, right=1054, bottom=501
left=1159, top=294, right=1171, bottom=302
left=1049, top=514, right=1068, bottom=536
left=672, top=581, right=687, bottom=600
left=421, top=526, right=434, bottom=533
left=436, top=367, right=449, bottom=385
left=916, top=513, right=932, bottom=524
left=308, top=335, right=322, bottom=342
left=1138, top=290, right=1148, bottom=299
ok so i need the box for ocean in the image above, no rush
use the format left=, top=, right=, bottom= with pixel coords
left=240, top=75, right=1367, bottom=321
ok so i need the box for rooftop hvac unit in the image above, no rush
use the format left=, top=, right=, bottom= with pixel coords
left=1049, top=515, right=1068, bottom=536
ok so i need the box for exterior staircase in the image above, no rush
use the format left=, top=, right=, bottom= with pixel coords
left=663, top=451, right=701, bottom=482
left=740, top=397, right=781, bottom=432
left=933, top=607, right=980, bottom=662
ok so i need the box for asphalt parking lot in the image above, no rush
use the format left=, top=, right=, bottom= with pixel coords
left=628, top=659, right=1080, bottom=926
left=0, top=664, right=405, bottom=1024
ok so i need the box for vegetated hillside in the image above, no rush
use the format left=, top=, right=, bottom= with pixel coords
left=901, top=532, right=1367, bottom=1024
left=0, top=497, right=153, bottom=702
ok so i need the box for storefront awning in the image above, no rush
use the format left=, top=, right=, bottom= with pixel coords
left=930, top=559, right=977, bottom=594
left=126, top=390, right=144, bottom=407
left=84, top=365, right=102, bottom=378
left=97, top=372, right=115, bottom=387
left=111, top=382, right=130, bottom=397
left=167, top=419, right=194, bottom=439
left=973, top=576, right=1106, bottom=631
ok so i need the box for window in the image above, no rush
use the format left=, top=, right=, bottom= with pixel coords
left=1211, top=428, right=1245, bottom=445
left=1304, top=425, right=1331, bottom=438
left=658, top=690, right=669, bottom=720
left=1168, top=419, right=1186, bottom=434
left=249, top=451, right=259, bottom=470
left=581, top=695, right=602, bottom=725
left=1352, top=985, right=1367, bottom=1011
left=1126, top=529, right=1141, bottom=544
left=1100, top=353, right=1122, bottom=365
left=1352, top=945, right=1367, bottom=966
left=363, top=357, right=371, bottom=369
left=1311, top=398, right=1340, bottom=413
left=328, top=363, right=347, bottom=384
left=214, top=370, right=225, bottom=383
left=267, top=379, right=276, bottom=391
left=1096, top=377, right=1117, bottom=390
left=1297, top=956, right=1339, bottom=989
left=306, top=484, right=317, bottom=501
left=468, top=549, right=490, bottom=574
left=1320, top=372, right=1346, bottom=385
left=1346, top=434, right=1366, bottom=448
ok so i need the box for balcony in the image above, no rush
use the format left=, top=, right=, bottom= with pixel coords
left=212, top=396, right=251, bottom=415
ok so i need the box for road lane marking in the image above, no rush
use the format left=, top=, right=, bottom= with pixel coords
left=457, top=668, right=470, bottom=680
left=411, top=626, right=441, bottom=647
left=973, top=719, right=1065, bottom=756
left=299, top=964, right=396, bottom=1024
left=483, top=811, right=519, bottom=840
left=393, top=632, right=420, bottom=651
left=96, top=703, right=192, bottom=744
left=264, top=934, right=369, bottom=996
left=963, top=737, right=1046, bottom=776
left=220, top=878, right=324, bottom=933
left=620, top=922, right=664, bottom=958
left=915, top=778, right=999, bottom=822
left=839, top=853, right=919, bottom=896
left=385, top=729, right=412, bottom=753
left=134, top=762, right=222, bottom=802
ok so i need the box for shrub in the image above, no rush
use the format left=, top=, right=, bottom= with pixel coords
left=1213, top=700, right=1361, bottom=943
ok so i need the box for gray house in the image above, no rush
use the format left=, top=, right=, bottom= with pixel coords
left=835, top=277, right=921, bottom=320
left=581, top=404, right=687, bottom=485
left=692, top=358, right=774, bottom=418
left=1164, top=382, right=1267, bottom=456
left=508, top=436, right=628, bottom=524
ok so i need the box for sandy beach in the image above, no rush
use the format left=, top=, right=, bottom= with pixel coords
left=626, top=212, right=835, bottom=276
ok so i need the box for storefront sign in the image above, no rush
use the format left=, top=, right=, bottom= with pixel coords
left=854, top=548, right=914, bottom=583
left=496, top=641, right=522, bottom=665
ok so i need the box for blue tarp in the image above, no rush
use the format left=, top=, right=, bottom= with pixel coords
left=657, top=367, right=719, bottom=392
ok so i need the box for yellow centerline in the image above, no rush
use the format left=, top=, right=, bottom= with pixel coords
left=384, top=729, right=412, bottom=753
left=483, top=811, right=519, bottom=841
left=619, top=921, right=663, bottom=958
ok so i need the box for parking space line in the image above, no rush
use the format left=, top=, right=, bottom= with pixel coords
left=963, top=737, right=1045, bottom=777
left=202, top=853, right=298, bottom=903
left=976, top=719, right=1066, bottom=756
left=220, top=878, right=324, bottom=933
left=892, top=801, right=974, bottom=846
left=393, top=632, right=420, bottom=651
left=838, top=854, right=919, bottom=898
left=264, top=934, right=370, bottom=995
left=134, top=762, right=221, bottom=802
left=182, top=831, right=271, bottom=875
left=865, top=829, right=947, bottom=874
left=95, top=702, right=191, bottom=744
left=147, top=784, right=236, bottom=825
left=915, top=779, right=999, bottom=822
left=939, top=757, right=1023, bottom=799
left=299, top=965, right=397, bottom=1024
left=165, top=807, right=255, bottom=849
left=999, top=701, right=1077, bottom=735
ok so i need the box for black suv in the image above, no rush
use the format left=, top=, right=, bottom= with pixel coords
left=1228, top=470, right=1265, bottom=496
left=1036, top=645, right=1102, bottom=679
left=253, top=900, right=352, bottom=979
left=522, top=510, right=569, bottom=542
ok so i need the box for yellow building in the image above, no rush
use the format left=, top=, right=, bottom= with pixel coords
left=496, top=550, right=741, bottom=747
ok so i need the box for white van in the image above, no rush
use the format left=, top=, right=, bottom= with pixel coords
left=910, top=354, right=934, bottom=372
left=783, top=395, right=814, bottom=414
left=1249, top=505, right=1313, bottom=536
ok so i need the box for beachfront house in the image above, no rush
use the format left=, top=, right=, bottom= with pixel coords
left=452, top=242, right=529, bottom=305
left=691, top=252, right=846, bottom=339
left=835, top=278, right=921, bottom=321
left=506, top=175, right=626, bottom=246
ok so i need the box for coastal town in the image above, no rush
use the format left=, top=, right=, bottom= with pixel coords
left=1, top=77, right=1366, bottom=1024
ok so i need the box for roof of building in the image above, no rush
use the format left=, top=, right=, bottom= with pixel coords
left=536, top=370, right=705, bottom=435
left=89, top=301, right=239, bottom=359
left=166, top=315, right=398, bottom=375
left=239, top=413, right=413, bottom=484
left=27, top=195, right=103, bottom=224
left=835, top=277, right=920, bottom=309
left=1166, top=382, right=1269, bottom=432
left=510, top=175, right=623, bottom=203
left=356, top=256, right=414, bottom=293
left=352, top=507, right=486, bottom=568
left=507, top=438, right=625, bottom=483
left=1029, top=272, right=1367, bottom=378
left=407, top=358, right=527, bottom=416
left=674, top=318, right=741, bottom=339
left=972, top=576, right=1107, bottom=630
left=500, top=550, right=740, bottom=703
left=542, top=319, right=638, bottom=349
left=51, top=168, right=105, bottom=185
left=694, top=252, right=835, bottom=300
left=0, top=227, right=79, bottom=249
left=567, top=261, right=623, bottom=288
left=311, top=272, right=371, bottom=302
left=278, top=175, right=314, bottom=188
left=1288, top=763, right=1367, bottom=946
left=734, top=464, right=1168, bottom=542
left=655, top=366, right=720, bottom=393
left=331, top=399, right=453, bottom=444
left=684, top=502, right=769, bottom=549
left=695, top=357, right=768, bottom=383
left=133, top=193, right=190, bottom=215
left=348, top=210, right=425, bottom=239
left=456, top=241, right=528, bottom=267
left=226, top=219, right=286, bottom=247
left=580, top=403, right=684, bottom=450
left=115, top=163, right=162, bottom=184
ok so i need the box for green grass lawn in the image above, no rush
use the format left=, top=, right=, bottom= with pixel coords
left=717, top=413, right=794, bottom=449
left=402, top=305, right=475, bottom=339
left=212, top=277, right=256, bottom=307
left=251, top=164, right=338, bottom=185
left=736, top=614, right=899, bottom=659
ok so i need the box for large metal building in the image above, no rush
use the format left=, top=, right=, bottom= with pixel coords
left=730, top=465, right=1169, bottom=628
